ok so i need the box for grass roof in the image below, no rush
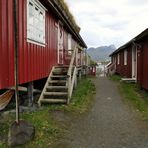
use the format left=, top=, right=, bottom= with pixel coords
left=52, top=0, right=81, bottom=33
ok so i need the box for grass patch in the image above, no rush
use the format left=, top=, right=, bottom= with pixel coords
left=110, top=74, right=148, bottom=120
left=0, top=108, right=61, bottom=148
left=109, top=74, right=121, bottom=82
left=64, top=78, right=96, bottom=113
left=0, top=77, right=95, bottom=147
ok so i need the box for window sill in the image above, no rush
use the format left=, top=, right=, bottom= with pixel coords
left=27, top=38, right=46, bottom=47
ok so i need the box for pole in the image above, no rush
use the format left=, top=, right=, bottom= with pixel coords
left=13, top=0, right=19, bottom=123
left=85, top=48, right=87, bottom=76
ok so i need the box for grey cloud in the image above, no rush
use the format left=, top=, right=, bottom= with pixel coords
left=102, top=20, right=130, bottom=31
left=66, top=0, right=148, bottom=48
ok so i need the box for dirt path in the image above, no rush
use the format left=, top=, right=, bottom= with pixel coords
left=53, top=77, right=148, bottom=148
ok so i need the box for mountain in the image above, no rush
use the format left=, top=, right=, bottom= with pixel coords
left=87, top=45, right=116, bottom=62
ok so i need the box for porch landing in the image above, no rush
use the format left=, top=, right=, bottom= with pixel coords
left=121, top=78, right=136, bottom=83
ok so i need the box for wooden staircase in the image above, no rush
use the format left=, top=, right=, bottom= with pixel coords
left=38, top=47, right=78, bottom=106
left=38, top=66, right=70, bottom=106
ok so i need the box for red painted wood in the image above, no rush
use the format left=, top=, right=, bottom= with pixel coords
left=0, top=0, right=85, bottom=90
left=0, top=0, right=15, bottom=89
left=0, top=0, right=2, bottom=88
left=115, top=46, right=132, bottom=78
left=140, top=38, right=148, bottom=90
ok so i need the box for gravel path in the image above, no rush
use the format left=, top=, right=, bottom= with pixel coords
left=54, top=77, right=148, bottom=148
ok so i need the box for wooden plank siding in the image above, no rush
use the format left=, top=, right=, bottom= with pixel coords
left=110, top=29, right=148, bottom=90
left=0, top=0, right=15, bottom=89
left=111, top=46, right=132, bottom=78
left=137, top=37, right=148, bottom=90
left=0, top=0, right=85, bottom=90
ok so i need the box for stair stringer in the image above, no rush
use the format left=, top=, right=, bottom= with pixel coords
left=38, top=66, right=55, bottom=106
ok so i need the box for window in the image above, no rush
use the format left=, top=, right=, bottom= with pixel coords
left=117, top=53, right=120, bottom=65
left=68, top=34, right=72, bottom=54
left=124, top=50, right=127, bottom=65
left=27, top=0, right=46, bottom=45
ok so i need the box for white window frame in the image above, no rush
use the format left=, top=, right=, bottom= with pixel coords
left=124, top=50, right=128, bottom=65
left=68, top=34, right=72, bottom=55
left=117, top=53, right=120, bottom=65
left=27, top=0, right=46, bottom=46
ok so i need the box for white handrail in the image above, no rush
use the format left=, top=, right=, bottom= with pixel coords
left=69, top=66, right=77, bottom=100
left=67, top=47, right=77, bottom=104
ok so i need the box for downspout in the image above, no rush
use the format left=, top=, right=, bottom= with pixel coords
left=13, top=0, right=19, bottom=123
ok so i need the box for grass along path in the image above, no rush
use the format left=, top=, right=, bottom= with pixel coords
left=0, top=77, right=95, bottom=147
left=110, top=74, right=148, bottom=120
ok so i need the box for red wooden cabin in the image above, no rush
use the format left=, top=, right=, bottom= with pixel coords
left=109, top=28, right=148, bottom=90
left=0, top=0, right=87, bottom=89
left=0, top=0, right=87, bottom=105
left=136, top=29, right=148, bottom=90
left=109, top=44, right=133, bottom=78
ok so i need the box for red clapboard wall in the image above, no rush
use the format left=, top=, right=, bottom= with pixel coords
left=0, top=0, right=79, bottom=89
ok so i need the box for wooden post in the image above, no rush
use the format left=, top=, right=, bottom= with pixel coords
left=74, top=73, right=77, bottom=89
left=28, top=82, right=34, bottom=107
left=75, top=47, right=78, bottom=66
left=13, top=0, right=19, bottom=123
left=80, top=50, right=82, bottom=66
left=78, top=70, right=82, bottom=81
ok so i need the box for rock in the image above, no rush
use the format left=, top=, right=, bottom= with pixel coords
left=8, top=120, right=35, bottom=147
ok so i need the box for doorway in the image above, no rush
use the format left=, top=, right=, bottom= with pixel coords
left=132, top=46, right=137, bottom=79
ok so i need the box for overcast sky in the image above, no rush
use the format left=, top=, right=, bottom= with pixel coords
left=65, top=0, right=148, bottom=48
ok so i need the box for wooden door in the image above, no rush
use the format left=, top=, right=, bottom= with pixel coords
left=132, top=46, right=137, bottom=79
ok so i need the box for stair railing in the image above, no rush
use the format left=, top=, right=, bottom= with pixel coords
left=67, top=47, right=78, bottom=104
left=107, top=62, right=116, bottom=76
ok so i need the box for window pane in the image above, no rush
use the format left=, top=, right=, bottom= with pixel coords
left=27, top=0, right=45, bottom=44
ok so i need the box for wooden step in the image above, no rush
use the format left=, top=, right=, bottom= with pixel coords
left=54, top=65, right=69, bottom=68
left=44, top=92, right=68, bottom=96
left=40, top=99, right=67, bottom=103
left=53, top=69, right=68, bottom=74
left=53, top=69, right=68, bottom=71
left=46, top=86, right=68, bottom=89
left=53, top=70, right=67, bottom=74
left=46, top=86, right=68, bottom=92
left=38, top=66, right=69, bottom=106
left=51, top=75, right=68, bottom=78
left=48, top=80, right=67, bottom=83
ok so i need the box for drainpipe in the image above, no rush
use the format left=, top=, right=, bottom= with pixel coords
left=13, top=0, right=19, bottom=123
